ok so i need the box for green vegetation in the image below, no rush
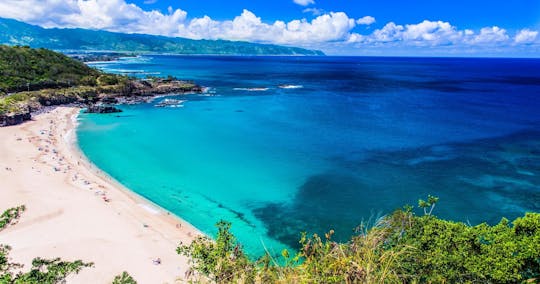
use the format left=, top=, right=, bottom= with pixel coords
left=386, top=210, right=540, bottom=283
left=0, top=44, right=124, bottom=115
left=0, top=206, right=25, bottom=231
left=0, top=45, right=100, bottom=93
left=0, top=18, right=324, bottom=56
left=178, top=197, right=540, bottom=283
left=0, top=206, right=93, bottom=283
left=3, top=257, right=93, bottom=284
left=0, top=45, right=200, bottom=117
left=112, top=271, right=138, bottom=284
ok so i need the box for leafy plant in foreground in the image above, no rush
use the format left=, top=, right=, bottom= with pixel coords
left=417, top=194, right=439, bottom=216
left=112, top=271, right=138, bottom=284
left=384, top=204, right=540, bottom=283
left=178, top=220, right=408, bottom=283
left=177, top=220, right=257, bottom=283
left=0, top=206, right=93, bottom=284
left=178, top=196, right=540, bottom=283
left=0, top=206, right=25, bottom=231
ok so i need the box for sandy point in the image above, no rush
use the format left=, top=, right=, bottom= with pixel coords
left=0, top=106, right=202, bottom=283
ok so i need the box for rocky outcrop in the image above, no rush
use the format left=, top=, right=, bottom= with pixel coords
left=0, top=78, right=203, bottom=126
left=38, top=94, right=79, bottom=106
left=101, top=97, right=119, bottom=104
left=85, top=104, right=122, bottom=114
left=121, top=79, right=202, bottom=97
left=0, top=112, right=31, bottom=127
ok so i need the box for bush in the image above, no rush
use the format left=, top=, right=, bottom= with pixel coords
left=112, top=271, right=137, bottom=284
left=79, top=75, right=97, bottom=86
left=178, top=197, right=540, bottom=283
left=177, top=221, right=256, bottom=283
left=97, top=74, right=120, bottom=86
left=384, top=209, right=540, bottom=283
left=0, top=205, right=25, bottom=231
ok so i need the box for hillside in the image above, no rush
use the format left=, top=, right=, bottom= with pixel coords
left=0, top=45, right=201, bottom=121
left=0, top=18, right=324, bottom=56
left=0, top=45, right=100, bottom=93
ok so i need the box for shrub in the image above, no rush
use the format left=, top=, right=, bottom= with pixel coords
left=178, top=197, right=540, bottom=283
left=112, top=271, right=137, bottom=284
left=97, top=74, right=120, bottom=86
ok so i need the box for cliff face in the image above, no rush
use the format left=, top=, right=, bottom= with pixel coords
left=0, top=112, right=31, bottom=127
left=0, top=79, right=203, bottom=126
left=121, top=79, right=203, bottom=96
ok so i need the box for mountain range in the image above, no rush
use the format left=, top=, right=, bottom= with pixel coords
left=0, top=18, right=324, bottom=56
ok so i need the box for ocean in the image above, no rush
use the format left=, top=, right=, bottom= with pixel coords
left=79, top=56, right=540, bottom=256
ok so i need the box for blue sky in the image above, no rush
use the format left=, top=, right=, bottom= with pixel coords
left=0, top=0, right=539, bottom=56
left=138, top=0, right=540, bottom=30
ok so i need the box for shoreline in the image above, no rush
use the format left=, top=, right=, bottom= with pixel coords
left=0, top=106, right=201, bottom=283
left=66, top=107, right=203, bottom=238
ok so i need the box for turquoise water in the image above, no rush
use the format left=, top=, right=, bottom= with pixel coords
left=79, top=56, right=540, bottom=256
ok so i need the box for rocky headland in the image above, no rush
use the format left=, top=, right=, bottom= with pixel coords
left=0, top=45, right=203, bottom=126
left=0, top=77, right=202, bottom=125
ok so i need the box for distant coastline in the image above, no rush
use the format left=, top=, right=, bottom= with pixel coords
left=0, top=17, right=325, bottom=56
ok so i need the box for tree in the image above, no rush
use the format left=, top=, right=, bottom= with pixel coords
left=418, top=194, right=439, bottom=216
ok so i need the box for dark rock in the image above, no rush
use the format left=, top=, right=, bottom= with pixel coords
left=123, top=79, right=203, bottom=97
left=38, top=94, right=78, bottom=106
left=0, top=112, right=31, bottom=127
left=101, top=97, right=119, bottom=104
left=140, top=80, right=152, bottom=88
left=85, top=104, right=122, bottom=114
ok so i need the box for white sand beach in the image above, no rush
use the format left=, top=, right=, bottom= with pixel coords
left=0, top=106, right=201, bottom=283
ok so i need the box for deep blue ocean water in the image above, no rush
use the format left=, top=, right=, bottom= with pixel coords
left=79, top=56, right=540, bottom=256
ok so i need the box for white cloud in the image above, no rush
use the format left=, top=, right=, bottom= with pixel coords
left=370, top=22, right=404, bottom=42
left=303, top=8, right=325, bottom=16
left=175, top=10, right=357, bottom=44
left=468, top=26, right=509, bottom=44
left=357, top=21, right=516, bottom=47
left=0, top=0, right=357, bottom=45
left=293, top=0, right=314, bottom=6
left=514, top=29, right=538, bottom=44
left=0, top=0, right=537, bottom=55
left=356, top=16, right=375, bottom=25
left=372, top=20, right=462, bottom=45
left=402, top=20, right=462, bottom=45
left=0, top=0, right=188, bottom=35
left=143, top=0, right=157, bottom=4
left=347, top=33, right=364, bottom=43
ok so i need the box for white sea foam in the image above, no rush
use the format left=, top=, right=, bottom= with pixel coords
left=278, top=84, right=303, bottom=89
left=201, top=87, right=217, bottom=96
left=120, top=56, right=152, bottom=63
left=154, top=99, right=186, bottom=108
left=138, top=203, right=161, bottom=215
left=233, top=87, right=270, bottom=92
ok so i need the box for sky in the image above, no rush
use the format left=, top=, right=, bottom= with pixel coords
left=0, top=0, right=539, bottom=56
